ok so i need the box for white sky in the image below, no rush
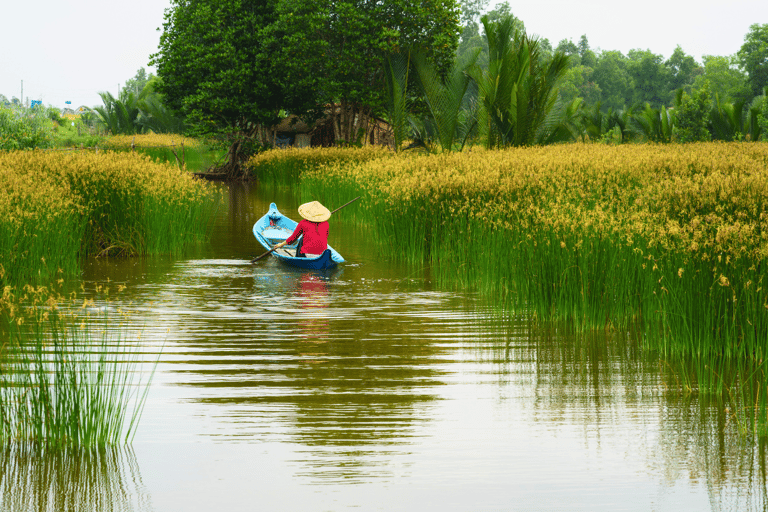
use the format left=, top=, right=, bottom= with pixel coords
left=495, top=0, right=765, bottom=62
left=0, top=0, right=765, bottom=110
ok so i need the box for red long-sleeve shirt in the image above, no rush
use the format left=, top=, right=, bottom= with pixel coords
left=285, top=220, right=329, bottom=255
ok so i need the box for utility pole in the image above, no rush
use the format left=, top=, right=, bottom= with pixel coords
left=20, top=80, right=23, bottom=107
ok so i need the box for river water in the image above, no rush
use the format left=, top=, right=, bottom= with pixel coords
left=1, top=182, right=765, bottom=511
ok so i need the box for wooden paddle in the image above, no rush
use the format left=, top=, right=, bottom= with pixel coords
left=250, top=196, right=361, bottom=264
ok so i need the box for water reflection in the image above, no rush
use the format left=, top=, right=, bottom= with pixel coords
left=0, top=446, right=151, bottom=512
left=169, top=265, right=454, bottom=480
left=480, top=315, right=768, bottom=511
left=56, top=182, right=768, bottom=509
left=295, top=272, right=331, bottom=343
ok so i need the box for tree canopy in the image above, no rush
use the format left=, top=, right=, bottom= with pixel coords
left=737, top=23, right=768, bottom=98
left=144, top=0, right=767, bottom=163
left=150, top=0, right=461, bottom=173
left=265, top=0, right=461, bottom=142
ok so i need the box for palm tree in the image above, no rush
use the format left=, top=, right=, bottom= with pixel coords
left=471, top=14, right=570, bottom=148
left=630, top=104, right=674, bottom=143
left=709, top=91, right=764, bottom=141
left=383, top=51, right=413, bottom=152
left=412, top=47, right=480, bottom=152
left=95, top=77, right=185, bottom=136
left=137, top=79, right=185, bottom=134
left=94, top=91, right=140, bottom=135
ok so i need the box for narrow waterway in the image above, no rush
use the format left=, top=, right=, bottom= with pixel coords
left=2, top=182, right=765, bottom=512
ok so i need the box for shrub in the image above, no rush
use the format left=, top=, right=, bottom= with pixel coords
left=0, top=105, right=54, bottom=150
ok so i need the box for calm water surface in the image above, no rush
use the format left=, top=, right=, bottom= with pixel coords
left=1, top=183, right=766, bottom=511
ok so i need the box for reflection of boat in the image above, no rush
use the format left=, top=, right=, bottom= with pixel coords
left=253, top=203, right=344, bottom=270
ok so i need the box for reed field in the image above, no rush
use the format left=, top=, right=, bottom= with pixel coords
left=261, top=142, right=768, bottom=432
left=102, top=133, right=225, bottom=171
left=0, top=150, right=219, bottom=288
left=0, top=284, right=154, bottom=447
left=247, top=145, right=393, bottom=186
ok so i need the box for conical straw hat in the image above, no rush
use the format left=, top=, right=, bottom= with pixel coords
left=298, top=201, right=331, bottom=222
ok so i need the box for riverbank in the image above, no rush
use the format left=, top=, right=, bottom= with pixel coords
left=0, top=150, right=219, bottom=287
left=255, top=142, right=768, bottom=434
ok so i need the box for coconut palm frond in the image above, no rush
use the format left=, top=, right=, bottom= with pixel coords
left=412, top=47, right=480, bottom=153
left=383, top=51, right=413, bottom=152
left=472, top=14, right=570, bottom=148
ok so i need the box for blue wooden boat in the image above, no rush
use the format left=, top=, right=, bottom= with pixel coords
left=252, top=203, right=344, bottom=270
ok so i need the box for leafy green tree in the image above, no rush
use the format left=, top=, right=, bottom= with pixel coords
left=556, top=36, right=600, bottom=107
left=591, top=51, right=632, bottom=111
left=736, top=23, right=768, bottom=99
left=151, top=0, right=284, bottom=176
left=674, top=81, right=711, bottom=142
left=665, top=46, right=701, bottom=96
left=556, top=39, right=579, bottom=67
left=458, top=0, right=488, bottom=25
left=626, top=49, right=670, bottom=108
left=472, top=14, right=570, bottom=147
left=480, top=1, right=517, bottom=26
left=558, top=65, right=601, bottom=105
left=577, top=35, right=597, bottom=68
left=122, top=68, right=154, bottom=97
left=268, top=0, right=461, bottom=145
left=693, top=55, right=749, bottom=104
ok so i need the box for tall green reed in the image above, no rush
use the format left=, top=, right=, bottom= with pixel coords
left=248, top=146, right=393, bottom=188
left=0, top=150, right=220, bottom=288
left=292, top=143, right=768, bottom=435
left=0, top=286, right=155, bottom=447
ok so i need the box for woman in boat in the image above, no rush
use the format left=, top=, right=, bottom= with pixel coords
left=284, top=201, right=331, bottom=258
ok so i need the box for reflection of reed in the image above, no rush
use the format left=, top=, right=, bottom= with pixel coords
left=227, top=181, right=253, bottom=227
left=486, top=315, right=768, bottom=511
left=658, top=396, right=768, bottom=512
left=0, top=445, right=152, bottom=512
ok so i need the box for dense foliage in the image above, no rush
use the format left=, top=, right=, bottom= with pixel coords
left=150, top=0, right=461, bottom=175
left=2, top=2, right=766, bottom=157
left=0, top=105, right=55, bottom=150
left=452, top=4, right=767, bottom=145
